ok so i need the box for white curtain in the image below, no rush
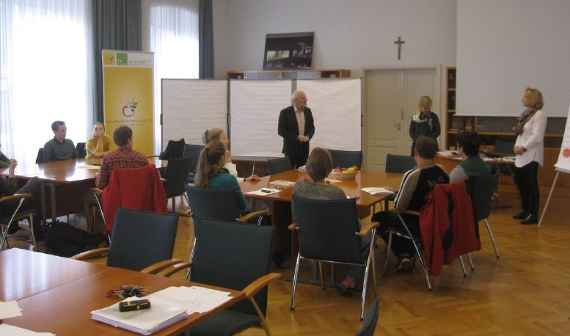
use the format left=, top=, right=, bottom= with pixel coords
left=0, top=0, right=94, bottom=162
left=144, top=0, right=199, bottom=153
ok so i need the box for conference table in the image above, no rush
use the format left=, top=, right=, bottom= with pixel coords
left=0, top=248, right=243, bottom=335
left=240, top=170, right=402, bottom=259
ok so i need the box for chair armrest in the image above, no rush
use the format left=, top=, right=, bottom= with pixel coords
left=238, top=209, right=270, bottom=223
left=71, top=247, right=110, bottom=261
left=141, top=259, right=183, bottom=275
left=162, top=262, right=192, bottom=277
left=401, top=210, right=420, bottom=216
left=0, top=193, right=32, bottom=203
left=356, top=222, right=379, bottom=237
left=242, top=273, right=281, bottom=299
left=288, top=223, right=299, bottom=231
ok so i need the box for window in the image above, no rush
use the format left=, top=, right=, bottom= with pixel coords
left=145, top=0, right=199, bottom=153
left=0, top=0, right=94, bottom=161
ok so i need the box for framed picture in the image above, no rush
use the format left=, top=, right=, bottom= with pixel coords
left=263, top=32, right=314, bottom=70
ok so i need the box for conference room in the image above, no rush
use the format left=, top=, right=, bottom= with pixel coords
left=1, top=0, right=570, bottom=335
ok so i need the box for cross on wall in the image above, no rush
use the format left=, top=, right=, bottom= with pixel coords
left=394, top=36, right=405, bottom=60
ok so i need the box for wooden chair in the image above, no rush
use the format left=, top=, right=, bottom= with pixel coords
left=0, top=193, right=36, bottom=250
left=163, top=219, right=280, bottom=336
left=72, top=208, right=181, bottom=274
left=290, top=195, right=378, bottom=320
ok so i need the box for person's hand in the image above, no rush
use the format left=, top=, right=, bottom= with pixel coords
left=297, top=135, right=305, bottom=142
left=8, top=160, right=17, bottom=176
left=514, top=146, right=527, bottom=155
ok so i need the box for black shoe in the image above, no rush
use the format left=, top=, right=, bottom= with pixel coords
left=521, top=215, right=538, bottom=225
left=513, top=211, right=529, bottom=220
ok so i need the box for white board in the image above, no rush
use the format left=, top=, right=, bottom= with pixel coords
left=457, top=0, right=570, bottom=117
left=161, top=79, right=227, bottom=147
left=555, top=104, right=570, bottom=174
left=297, top=79, right=362, bottom=151
left=230, top=80, right=291, bottom=157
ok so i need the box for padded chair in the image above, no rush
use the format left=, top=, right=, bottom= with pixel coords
left=329, top=149, right=363, bottom=168
left=165, top=219, right=280, bottom=336
left=385, top=154, right=416, bottom=173
left=160, top=139, right=186, bottom=160
left=0, top=194, right=36, bottom=250
left=494, top=139, right=514, bottom=156
left=466, top=173, right=500, bottom=263
left=355, top=298, right=381, bottom=336
left=266, top=157, right=292, bottom=175
left=163, top=157, right=193, bottom=212
left=290, top=195, right=378, bottom=320
left=73, top=208, right=181, bottom=273
left=183, top=144, right=204, bottom=184
left=35, top=148, right=46, bottom=164
left=75, top=142, right=87, bottom=159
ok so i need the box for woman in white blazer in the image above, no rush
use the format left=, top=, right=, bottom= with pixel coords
left=512, top=88, right=547, bottom=225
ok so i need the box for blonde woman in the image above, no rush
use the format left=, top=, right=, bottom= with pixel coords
left=409, top=96, right=440, bottom=155
left=202, top=128, right=239, bottom=176
left=512, top=88, right=546, bottom=225
left=86, top=122, right=111, bottom=165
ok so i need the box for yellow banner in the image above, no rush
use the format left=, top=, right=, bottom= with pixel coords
left=102, top=50, right=154, bottom=155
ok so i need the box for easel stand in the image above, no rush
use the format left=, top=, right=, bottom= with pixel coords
left=538, top=170, right=561, bottom=227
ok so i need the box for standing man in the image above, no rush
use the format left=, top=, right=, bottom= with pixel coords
left=278, top=90, right=315, bottom=168
left=43, top=121, right=77, bottom=162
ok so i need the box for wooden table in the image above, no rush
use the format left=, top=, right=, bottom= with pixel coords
left=240, top=170, right=401, bottom=259
left=0, top=249, right=243, bottom=336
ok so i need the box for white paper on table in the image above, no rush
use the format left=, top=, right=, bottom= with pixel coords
left=0, top=324, right=55, bottom=336
left=245, top=188, right=280, bottom=196
left=361, top=187, right=395, bottom=195
left=149, top=286, right=232, bottom=315
left=268, top=180, right=295, bottom=189
left=0, top=301, right=22, bottom=319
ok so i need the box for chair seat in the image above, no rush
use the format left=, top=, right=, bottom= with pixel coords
left=188, top=310, right=260, bottom=336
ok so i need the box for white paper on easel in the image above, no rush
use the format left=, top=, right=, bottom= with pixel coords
left=554, top=104, right=570, bottom=174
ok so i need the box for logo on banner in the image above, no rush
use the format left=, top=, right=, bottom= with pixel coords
left=117, top=53, right=128, bottom=65
left=121, top=100, right=138, bottom=119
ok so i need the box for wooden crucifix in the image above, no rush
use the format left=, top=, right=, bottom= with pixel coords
left=394, top=36, right=405, bottom=60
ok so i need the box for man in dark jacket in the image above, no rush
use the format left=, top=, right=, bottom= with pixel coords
left=278, top=90, right=315, bottom=168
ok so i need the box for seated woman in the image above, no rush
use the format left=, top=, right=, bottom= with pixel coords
left=202, top=128, right=238, bottom=176
left=195, top=141, right=247, bottom=212
left=86, top=122, right=111, bottom=165
left=450, top=131, right=492, bottom=183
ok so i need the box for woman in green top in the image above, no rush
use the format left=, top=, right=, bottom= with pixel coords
left=449, top=131, right=492, bottom=183
left=195, top=141, right=247, bottom=212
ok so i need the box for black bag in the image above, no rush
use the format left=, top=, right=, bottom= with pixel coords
left=46, top=222, right=104, bottom=257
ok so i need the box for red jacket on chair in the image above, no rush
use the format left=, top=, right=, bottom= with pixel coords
left=102, top=164, right=167, bottom=233
left=419, top=183, right=480, bottom=276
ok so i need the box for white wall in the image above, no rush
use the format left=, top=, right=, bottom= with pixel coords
left=214, top=0, right=457, bottom=77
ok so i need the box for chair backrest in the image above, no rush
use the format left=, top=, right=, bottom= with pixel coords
left=76, top=142, right=87, bottom=159
left=385, top=154, right=416, bottom=173
left=292, top=195, right=362, bottom=263
left=466, top=173, right=498, bottom=222
left=356, top=298, right=380, bottom=336
left=192, top=219, right=273, bottom=316
left=186, top=186, right=243, bottom=222
left=495, top=139, right=514, bottom=156
left=164, top=157, right=193, bottom=197
left=160, top=139, right=186, bottom=160
left=107, top=208, right=178, bottom=271
left=36, top=148, right=45, bottom=164
left=329, top=149, right=362, bottom=168
left=266, top=157, right=292, bottom=175
left=183, top=144, right=204, bottom=173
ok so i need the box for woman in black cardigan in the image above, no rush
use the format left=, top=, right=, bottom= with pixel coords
left=409, top=96, right=440, bottom=155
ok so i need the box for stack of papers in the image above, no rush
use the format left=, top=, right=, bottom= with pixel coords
left=91, top=297, right=187, bottom=336
left=149, top=286, right=232, bottom=315
left=246, top=187, right=280, bottom=196
left=268, top=180, right=295, bottom=189
left=361, top=187, right=395, bottom=195
left=0, top=324, right=55, bottom=336
left=0, top=300, right=22, bottom=319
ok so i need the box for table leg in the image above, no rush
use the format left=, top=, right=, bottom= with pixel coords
left=49, top=183, right=57, bottom=224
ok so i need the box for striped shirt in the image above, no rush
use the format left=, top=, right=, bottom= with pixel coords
left=394, top=164, right=449, bottom=212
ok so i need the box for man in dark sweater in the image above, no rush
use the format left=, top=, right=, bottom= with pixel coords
left=373, top=136, right=449, bottom=271
left=43, top=121, right=76, bottom=162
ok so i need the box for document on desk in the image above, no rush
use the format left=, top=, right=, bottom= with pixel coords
left=0, top=300, right=22, bottom=319
left=0, top=324, right=55, bottom=336
left=361, top=187, right=395, bottom=195
left=246, top=187, right=280, bottom=196
left=149, top=286, right=232, bottom=315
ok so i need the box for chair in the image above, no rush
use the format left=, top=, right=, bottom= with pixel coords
left=160, top=139, right=186, bottom=160
left=76, top=142, right=87, bottom=159
left=290, top=195, right=378, bottom=320
left=329, top=149, right=363, bottom=168
left=355, top=298, right=380, bottom=336
left=35, top=148, right=46, bottom=164
left=494, top=139, right=514, bottom=156
left=163, top=157, right=193, bottom=212
left=183, top=144, right=204, bottom=183
left=0, top=194, right=36, bottom=250
left=385, top=154, right=416, bottom=173
left=164, top=219, right=280, bottom=336
left=466, top=173, right=500, bottom=263
left=73, top=208, right=181, bottom=273
left=266, top=157, right=292, bottom=175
